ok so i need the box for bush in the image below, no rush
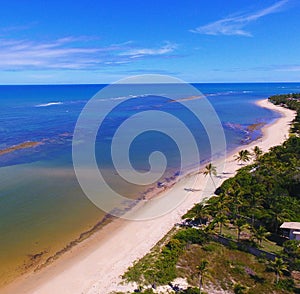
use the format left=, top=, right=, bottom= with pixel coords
left=202, top=243, right=219, bottom=252
left=276, top=278, right=295, bottom=291
left=228, top=241, right=238, bottom=250
left=233, top=282, right=247, bottom=294
left=173, top=228, right=209, bottom=245
left=294, top=259, right=300, bottom=271
left=283, top=240, right=300, bottom=258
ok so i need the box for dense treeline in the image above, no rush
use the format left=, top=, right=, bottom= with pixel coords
left=212, top=137, right=300, bottom=233
left=184, top=137, right=300, bottom=237
left=269, top=93, right=300, bottom=134
left=182, top=97, right=300, bottom=285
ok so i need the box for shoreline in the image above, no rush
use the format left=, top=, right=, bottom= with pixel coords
left=1, top=99, right=296, bottom=294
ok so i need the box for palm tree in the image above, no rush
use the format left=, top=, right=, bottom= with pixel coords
left=234, top=218, right=247, bottom=242
left=269, top=201, right=291, bottom=233
left=248, top=192, right=262, bottom=228
left=228, top=191, right=244, bottom=219
left=196, top=260, right=208, bottom=294
left=252, top=226, right=270, bottom=246
left=234, top=149, right=252, bottom=165
left=183, top=203, right=209, bottom=225
left=269, top=257, right=288, bottom=284
left=215, top=213, right=228, bottom=235
left=203, top=163, right=217, bottom=188
left=252, top=146, right=263, bottom=161
left=193, top=203, right=209, bottom=225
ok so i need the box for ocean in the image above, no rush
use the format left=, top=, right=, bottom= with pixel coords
left=0, top=82, right=299, bottom=286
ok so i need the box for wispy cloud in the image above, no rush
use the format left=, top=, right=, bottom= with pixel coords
left=274, top=65, right=300, bottom=72
left=119, top=42, right=177, bottom=59
left=0, top=22, right=38, bottom=33
left=0, top=37, right=178, bottom=70
left=210, top=63, right=300, bottom=73
left=191, top=0, right=288, bottom=37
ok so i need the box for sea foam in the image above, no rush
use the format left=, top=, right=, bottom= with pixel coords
left=35, top=102, right=63, bottom=107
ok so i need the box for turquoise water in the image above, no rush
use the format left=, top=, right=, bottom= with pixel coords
left=0, top=82, right=299, bottom=285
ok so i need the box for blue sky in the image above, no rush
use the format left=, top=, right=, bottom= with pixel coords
left=0, top=0, right=299, bottom=84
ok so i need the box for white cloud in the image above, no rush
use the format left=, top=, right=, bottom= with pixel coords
left=191, top=0, right=288, bottom=36
left=274, top=65, right=300, bottom=72
left=119, top=42, right=177, bottom=59
left=0, top=37, right=178, bottom=70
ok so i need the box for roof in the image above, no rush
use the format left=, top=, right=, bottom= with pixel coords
left=280, top=222, right=300, bottom=230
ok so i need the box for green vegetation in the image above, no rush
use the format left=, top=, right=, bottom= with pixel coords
left=123, top=228, right=209, bottom=286
left=177, top=241, right=293, bottom=293
left=269, top=93, right=300, bottom=135
left=252, top=145, right=263, bottom=161
left=196, top=260, right=209, bottom=293
left=123, top=239, right=295, bottom=293
left=234, top=149, right=252, bottom=164
left=269, top=257, right=289, bottom=284
left=214, top=136, right=300, bottom=234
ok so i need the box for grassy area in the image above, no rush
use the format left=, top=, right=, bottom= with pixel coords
left=122, top=227, right=297, bottom=293
left=220, top=226, right=282, bottom=254
left=177, top=241, right=294, bottom=293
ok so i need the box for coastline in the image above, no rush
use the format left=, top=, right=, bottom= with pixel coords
left=1, top=98, right=296, bottom=294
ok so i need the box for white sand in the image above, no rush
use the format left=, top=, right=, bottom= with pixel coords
left=2, top=99, right=296, bottom=294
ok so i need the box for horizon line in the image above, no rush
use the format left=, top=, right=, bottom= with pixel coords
left=0, top=81, right=300, bottom=86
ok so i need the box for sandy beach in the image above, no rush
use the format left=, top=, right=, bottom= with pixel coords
left=1, top=99, right=296, bottom=294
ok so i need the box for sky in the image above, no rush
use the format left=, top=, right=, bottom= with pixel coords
left=0, top=0, right=300, bottom=84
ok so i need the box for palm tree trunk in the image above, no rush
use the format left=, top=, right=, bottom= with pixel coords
left=199, top=275, right=203, bottom=294
left=209, top=174, right=216, bottom=189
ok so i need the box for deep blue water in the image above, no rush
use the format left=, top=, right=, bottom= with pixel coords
left=1, top=82, right=299, bottom=168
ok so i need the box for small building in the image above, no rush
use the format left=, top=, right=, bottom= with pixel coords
left=280, top=222, right=300, bottom=241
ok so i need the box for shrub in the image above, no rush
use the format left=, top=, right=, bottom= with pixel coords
left=276, top=278, right=295, bottom=291
left=173, top=228, right=209, bottom=245
left=283, top=240, right=300, bottom=258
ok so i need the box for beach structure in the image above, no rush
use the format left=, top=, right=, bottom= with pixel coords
left=280, top=222, right=300, bottom=240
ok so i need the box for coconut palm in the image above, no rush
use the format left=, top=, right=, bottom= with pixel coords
left=192, top=203, right=209, bottom=225
left=196, top=260, right=208, bottom=294
left=234, top=149, right=252, bottom=165
left=215, top=213, right=228, bottom=235
left=234, top=218, right=248, bottom=242
left=248, top=192, right=263, bottom=228
left=252, top=146, right=263, bottom=161
left=182, top=203, right=209, bottom=225
left=269, top=257, right=288, bottom=284
left=252, top=226, right=270, bottom=246
left=205, top=193, right=229, bottom=217
left=203, top=163, right=217, bottom=188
